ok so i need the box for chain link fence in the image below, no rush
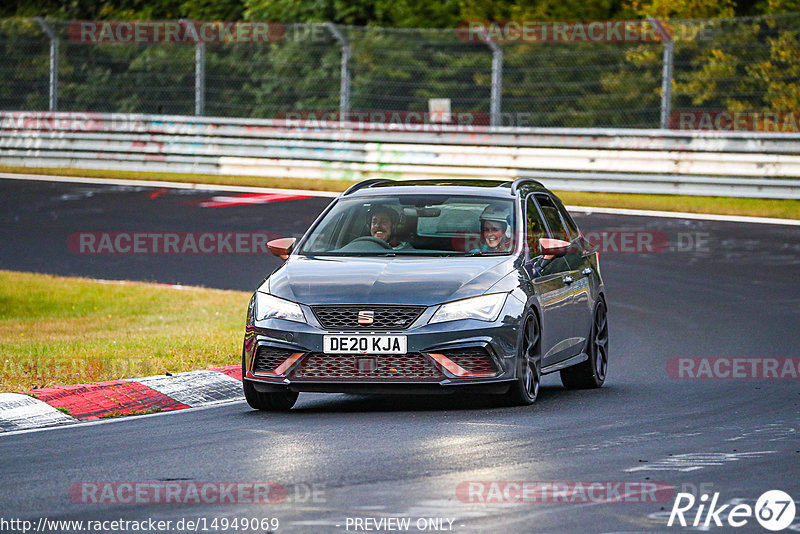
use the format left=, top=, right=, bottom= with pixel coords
left=0, top=14, right=798, bottom=129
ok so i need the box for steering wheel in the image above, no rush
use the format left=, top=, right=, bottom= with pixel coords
left=351, top=236, right=392, bottom=249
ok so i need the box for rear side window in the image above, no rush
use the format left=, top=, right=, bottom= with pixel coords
left=554, top=197, right=580, bottom=240
left=525, top=197, right=547, bottom=256
left=535, top=194, right=569, bottom=241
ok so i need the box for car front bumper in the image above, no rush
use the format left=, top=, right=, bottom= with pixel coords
left=243, top=294, right=525, bottom=395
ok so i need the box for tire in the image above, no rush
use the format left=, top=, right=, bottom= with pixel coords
left=502, top=313, right=541, bottom=406
left=560, top=298, right=608, bottom=389
left=243, top=379, right=298, bottom=411
left=242, top=347, right=298, bottom=411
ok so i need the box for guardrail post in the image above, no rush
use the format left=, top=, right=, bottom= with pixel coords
left=651, top=20, right=674, bottom=130
left=660, top=41, right=674, bottom=129
left=195, top=41, right=206, bottom=116
left=476, top=30, right=503, bottom=127
left=34, top=17, right=58, bottom=111
left=325, top=23, right=350, bottom=121
left=488, top=42, right=503, bottom=128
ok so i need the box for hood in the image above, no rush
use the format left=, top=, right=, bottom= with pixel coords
left=266, top=255, right=514, bottom=306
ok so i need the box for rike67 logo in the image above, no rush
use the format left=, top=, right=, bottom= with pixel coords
left=668, top=490, right=796, bottom=531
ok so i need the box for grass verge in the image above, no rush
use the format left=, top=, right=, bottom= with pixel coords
left=0, top=270, right=249, bottom=392
left=2, top=165, right=799, bottom=219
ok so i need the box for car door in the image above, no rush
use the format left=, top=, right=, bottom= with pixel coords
left=533, top=193, right=586, bottom=363
left=553, top=195, right=594, bottom=344
left=522, top=195, right=575, bottom=368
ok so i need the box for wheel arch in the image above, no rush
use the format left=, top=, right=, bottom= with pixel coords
left=521, top=300, right=544, bottom=366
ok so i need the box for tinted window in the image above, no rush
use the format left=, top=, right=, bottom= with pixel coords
left=553, top=197, right=580, bottom=240
left=535, top=194, right=569, bottom=241
left=525, top=197, right=547, bottom=256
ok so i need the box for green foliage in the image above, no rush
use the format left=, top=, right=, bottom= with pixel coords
left=372, top=0, right=462, bottom=28
left=181, top=0, right=245, bottom=20
left=0, top=0, right=798, bottom=127
left=626, top=0, right=736, bottom=19
left=244, top=0, right=463, bottom=27
left=460, top=0, right=624, bottom=21
left=665, top=15, right=800, bottom=122
left=0, top=19, right=49, bottom=110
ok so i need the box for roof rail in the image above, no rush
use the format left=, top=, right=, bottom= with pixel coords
left=510, top=177, right=540, bottom=195
left=342, top=179, right=391, bottom=196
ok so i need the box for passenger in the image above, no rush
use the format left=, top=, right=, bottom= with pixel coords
left=368, top=206, right=412, bottom=250
left=473, top=205, right=514, bottom=253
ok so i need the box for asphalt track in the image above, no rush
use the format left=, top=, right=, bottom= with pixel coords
left=1, top=177, right=799, bottom=533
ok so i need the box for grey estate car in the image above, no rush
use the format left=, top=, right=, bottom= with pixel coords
left=242, top=178, right=608, bottom=410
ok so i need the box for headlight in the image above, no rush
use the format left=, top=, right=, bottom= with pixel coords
left=429, top=293, right=507, bottom=324
left=254, top=292, right=306, bottom=323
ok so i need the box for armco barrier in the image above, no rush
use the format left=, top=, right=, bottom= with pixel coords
left=1, top=112, right=799, bottom=198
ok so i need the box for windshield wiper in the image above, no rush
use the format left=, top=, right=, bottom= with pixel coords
left=457, top=251, right=508, bottom=256
left=338, top=252, right=397, bottom=257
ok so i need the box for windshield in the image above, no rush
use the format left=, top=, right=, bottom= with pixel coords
left=299, top=195, right=516, bottom=256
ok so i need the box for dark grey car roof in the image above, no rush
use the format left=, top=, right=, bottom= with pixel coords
left=343, top=178, right=550, bottom=198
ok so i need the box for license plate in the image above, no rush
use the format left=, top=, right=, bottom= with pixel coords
left=323, top=335, right=407, bottom=354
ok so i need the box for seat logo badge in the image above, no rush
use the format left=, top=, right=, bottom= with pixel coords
left=358, top=310, right=374, bottom=325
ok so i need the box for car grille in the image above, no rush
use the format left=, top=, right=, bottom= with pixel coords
left=311, top=305, right=425, bottom=330
left=290, top=353, right=443, bottom=380
left=439, top=347, right=499, bottom=375
left=252, top=346, right=296, bottom=374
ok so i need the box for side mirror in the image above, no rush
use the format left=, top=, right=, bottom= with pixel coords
left=539, top=237, right=571, bottom=258
left=267, top=237, right=296, bottom=260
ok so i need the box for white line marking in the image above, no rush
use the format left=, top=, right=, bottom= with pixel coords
left=625, top=451, right=777, bottom=472
left=90, top=278, right=191, bottom=289
left=566, top=205, right=800, bottom=226
left=0, top=398, right=248, bottom=437
left=0, top=172, right=340, bottom=197
left=457, top=422, right=519, bottom=428
left=2, top=172, right=798, bottom=225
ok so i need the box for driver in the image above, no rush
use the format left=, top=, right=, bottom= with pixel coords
left=473, top=205, right=514, bottom=253
left=368, top=206, right=411, bottom=250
